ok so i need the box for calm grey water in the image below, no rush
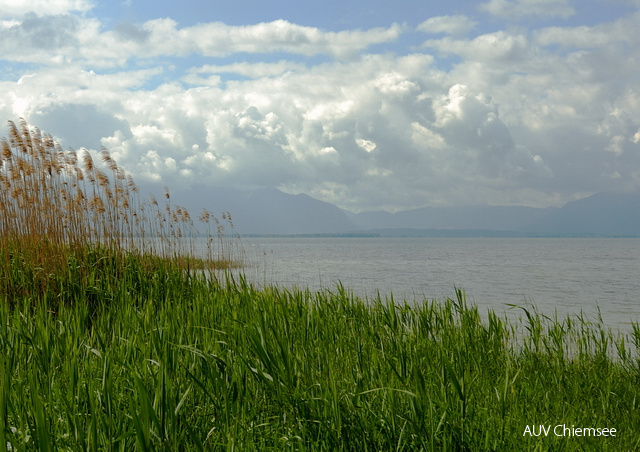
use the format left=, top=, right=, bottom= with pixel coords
left=235, top=237, right=640, bottom=331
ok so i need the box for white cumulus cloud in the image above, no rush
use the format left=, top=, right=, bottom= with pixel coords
left=417, top=15, right=477, bottom=36
left=0, top=16, right=402, bottom=67
left=479, top=0, right=575, bottom=19
left=0, top=0, right=93, bottom=18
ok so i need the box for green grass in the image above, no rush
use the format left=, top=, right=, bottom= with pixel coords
left=1, top=267, right=639, bottom=451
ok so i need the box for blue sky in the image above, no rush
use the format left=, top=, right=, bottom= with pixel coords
left=2, top=0, right=640, bottom=212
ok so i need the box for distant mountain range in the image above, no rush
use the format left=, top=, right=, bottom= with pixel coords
left=346, top=205, right=558, bottom=232
left=521, top=192, right=640, bottom=237
left=172, top=188, right=640, bottom=237
left=173, top=187, right=356, bottom=235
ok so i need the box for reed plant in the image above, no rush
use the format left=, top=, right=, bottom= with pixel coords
left=0, top=119, right=238, bottom=305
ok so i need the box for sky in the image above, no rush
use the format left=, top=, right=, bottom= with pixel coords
left=1, top=0, right=640, bottom=212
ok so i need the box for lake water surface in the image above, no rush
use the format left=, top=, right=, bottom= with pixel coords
left=235, top=237, right=640, bottom=332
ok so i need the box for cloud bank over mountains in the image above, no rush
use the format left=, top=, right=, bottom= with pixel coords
left=1, top=0, right=640, bottom=212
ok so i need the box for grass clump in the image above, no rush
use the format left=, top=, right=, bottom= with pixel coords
left=1, top=120, right=639, bottom=450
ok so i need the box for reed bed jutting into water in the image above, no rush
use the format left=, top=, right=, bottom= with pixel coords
left=0, top=119, right=238, bottom=304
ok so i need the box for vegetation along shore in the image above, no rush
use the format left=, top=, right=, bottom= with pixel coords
left=1, top=120, right=639, bottom=450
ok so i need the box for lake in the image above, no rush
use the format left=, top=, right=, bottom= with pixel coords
left=234, top=237, right=640, bottom=332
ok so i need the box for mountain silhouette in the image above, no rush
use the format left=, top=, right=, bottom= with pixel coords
left=172, top=188, right=640, bottom=236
